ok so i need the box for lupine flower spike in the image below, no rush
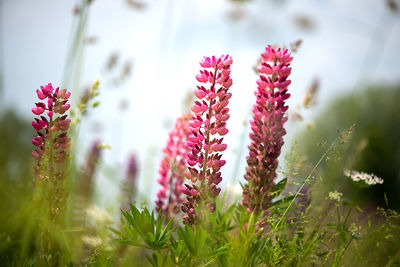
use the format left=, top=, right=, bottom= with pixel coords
left=31, top=82, right=72, bottom=256
left=32, top=83, right=71, bottom=181
left=121, top=153, right=139, bottom=210
left=182, top=55, right=233, bottom=224
left=75, top=140, right=102, bottom=225
left=78, top=140, right=102, bottom=202
left=242, top=46, right=293, bottom=215
left=156, top=114, right=191, bottom=220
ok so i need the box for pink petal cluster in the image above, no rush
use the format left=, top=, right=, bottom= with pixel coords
left=155, top=114, right=192, bottom=220
left=242, top=45, right=293, bottom=214
left=182, top=55, right=233, bottom=224
left=31, top=83, right=71, bottom=166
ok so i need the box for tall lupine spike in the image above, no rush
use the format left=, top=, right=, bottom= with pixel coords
left=155, top=114, right=191, bottom=221
left=182, top=55, right=233, bottom=225
left=31, top=83, right=72, bottom=261
left=78, top=140, right=102, bottom=202
left=75, top=140, right=102, bottom=226
left=242, top=45, right=293, bottom=216
left=121, top=153, right=139, bottom=210
left=31, top=83, right=71, bottom=180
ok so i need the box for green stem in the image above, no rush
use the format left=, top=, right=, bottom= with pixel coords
left=274, top=132, right=345, bottom=231
left=344, top=189, right=359, bottom=226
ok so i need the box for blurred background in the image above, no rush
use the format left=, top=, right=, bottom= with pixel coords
left=1, top=0, right=399, bottom=213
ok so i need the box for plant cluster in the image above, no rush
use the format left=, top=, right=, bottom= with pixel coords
left=1, top=45, right=399, bottom=267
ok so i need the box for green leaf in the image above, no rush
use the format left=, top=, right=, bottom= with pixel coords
left=270, top=178, right=288, bottom=199
left=271, top=195, right=296, bottom=208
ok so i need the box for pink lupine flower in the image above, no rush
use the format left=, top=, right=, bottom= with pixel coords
left=78, top=140, right=102, bottom=200
left=120, top=153, right=139, bottom=211
left=182, top=55, right=233, bottom=225
left=31, top=83, right=72, bottom=178
left=242, top=45, right=293, bottom=215
left=155, top=114, right=192, bottom=221
left=31, top=83, right=72, bottom=233
left=126, top=153, right=139, bottom=185
left=74, top=140, right=103, bottom=225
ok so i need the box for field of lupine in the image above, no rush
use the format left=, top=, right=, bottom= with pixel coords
left=0, top=43, right=399, bottom=267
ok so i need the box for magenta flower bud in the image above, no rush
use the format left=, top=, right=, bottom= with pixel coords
left=187, top=159, right=196, bottom=166
left=190, top=189, right=198, bottom=196
left=211, top=143, right=227, bottom=152
left=57, top=119, right=71, bottom=131
left=54, top=104, right=70, bottom=114
left=194, top=89, right=207, bottom=99
left=191, top=104, right=203, bottom=114
left=222, top=77, right=233, bottom=88
left=47, top=98, right=53, bottom=108
left=217, top=127, right=228, bottom=135
left=187, top=153, right=197, bottom=161
left=157, top=189, right=166, bottom=199
left=32, top=136, right=44, bottom=147
left=58, top=88, right=71, bottom=99
left=188, top=135, right=198, bottom=143
left=187, top=141, right=196, bottom=148
left=223, top=57, right=233, bottom=66
left=200, top=57, right=212, bottom=68
left=189, top=119, right=202, bottom=128
left=37, top=89, right=46, bottom=100
left=181, top=186, right=190, bottom=195
left=215, top=113, right=230, bottom=121
left=32, top=121, right=42, bottom=131
left=32, top=107, right=45, bottom=115
left=196, top=74, right=208, bottom=83
left=214, top=160, right=226, bottom=168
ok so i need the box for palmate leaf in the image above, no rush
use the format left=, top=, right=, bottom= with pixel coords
left=207, top=244, right=229, bottom=258
left=177, top=225, right=207, bottom=257
left=270, top=195, right=296, bottom=208
left=118, top=204, right=174, bottom=251
left=168, top=238, right=191, bottom=265
left=270, top=178, right=288, bottom=199
left=146, top=252, right=168, bottom=267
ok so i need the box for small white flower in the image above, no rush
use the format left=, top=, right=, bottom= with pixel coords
left=344, top=170, right=384, bottom=185
left=329, top=190, right=342, bottom=202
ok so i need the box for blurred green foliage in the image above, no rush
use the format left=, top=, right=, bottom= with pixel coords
left=0, top=109, right=33, bottom=213
left=295, top=85, right=400, bottom=210
left=0, top=110, right=35, bottom=263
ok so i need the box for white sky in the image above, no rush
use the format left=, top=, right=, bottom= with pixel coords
left=1, top=0, right=400, bottom=209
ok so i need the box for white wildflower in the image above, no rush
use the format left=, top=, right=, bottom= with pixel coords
left=329, top=190, right=342, bottom=202
left=344, top=170, right=384, bottom=185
